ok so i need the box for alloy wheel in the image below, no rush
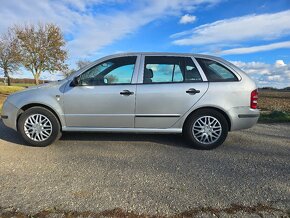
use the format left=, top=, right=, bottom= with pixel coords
left=192, top=116, right=222, bottom=144
left=24, top=114, right=53, bottom=142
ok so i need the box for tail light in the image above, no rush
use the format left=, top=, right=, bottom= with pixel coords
left=250, top=89, right=258, bottom=109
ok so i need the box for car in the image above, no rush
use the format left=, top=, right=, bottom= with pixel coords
left=1, top=52, right=259, bottom=149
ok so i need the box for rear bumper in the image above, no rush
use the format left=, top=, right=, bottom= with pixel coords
left=1, top=99, right=19, bottom=131
left=228, top=107, right=260, bottom=131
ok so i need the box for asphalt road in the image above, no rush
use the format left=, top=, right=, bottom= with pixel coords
left=0, top=120, right=289, bottom=217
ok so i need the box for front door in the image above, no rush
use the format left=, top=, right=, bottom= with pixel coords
left=63, top=56, right=138, bottom=128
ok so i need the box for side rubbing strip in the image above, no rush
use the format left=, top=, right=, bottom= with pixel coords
left=135, top=115, right=180, bottom=118
left=238, top=114, right=259, bottom=118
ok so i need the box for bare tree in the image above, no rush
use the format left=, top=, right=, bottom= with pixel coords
left=0, top=29, right=21, bottom=86
left=14, top=23, right=68, bottom=85
left=60, top=60, right=91, bottom=78
left=62, top=68, right=75, bottom=77
left=76, top=60, right=91, bottom=70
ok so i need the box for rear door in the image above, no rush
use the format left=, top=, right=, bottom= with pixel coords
left=135, top=55, right=208, bottom=129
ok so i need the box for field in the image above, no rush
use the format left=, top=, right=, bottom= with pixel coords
left=0, top=85, right=25, bottom=95
left=0, top=82, right=35, bottom=87
left=0, top=85, right=290, bottom=122
left=258, top=90, right=290, bottom=122
left=259, top=90, right=290, bottom=112
left=0, top=95, right=6, bottom=112
left=0, top=86, right=25, bottom=113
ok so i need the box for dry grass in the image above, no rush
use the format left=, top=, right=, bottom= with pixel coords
left=259, top=91, right=290, bottom=112
left=0, top=203, right=288, bottom=217
left=0, top=82, right=35, bottom=87
left=0, top=95, right=6, bottom=113
left=0, top=86, right=25, bottom=113
left=258, top=90, right=290, bottom=122
left=0, top=85, right=25, bottom=95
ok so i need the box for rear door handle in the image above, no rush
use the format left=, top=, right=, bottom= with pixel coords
left=186, top=88, right=200, bottom=95
left=120, top=90, right=134, bottom=96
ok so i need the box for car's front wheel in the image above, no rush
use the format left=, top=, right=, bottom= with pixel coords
left=183, top=109, right=229, bottom=149
left=18, top=106, right=61, bottom=147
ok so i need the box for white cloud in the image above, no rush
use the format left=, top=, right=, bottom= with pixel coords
left=231, top=60, right=290, bottom=88
left=275, top=60, right=287, bottom=68
left=231, top=61, right=271, bottom=75
left=0, top=0, right=221, bottom=59
left=218, top=41, right=290, bottom=55
left=231, top=61, right=269, bottom=69
left=268, top=75, right=283, bottom=81
left=179, top=14, right=196, bottom=24
left=172, top=10, right=290, bottom=46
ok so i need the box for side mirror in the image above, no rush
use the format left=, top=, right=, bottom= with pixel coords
left=70, top=76, right=80, bottom=87
left=104, top=78, right=108, bottom=84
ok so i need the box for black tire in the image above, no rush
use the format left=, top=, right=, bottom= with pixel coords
left=17, top=106, right=62, bottom=147
left=183, top=109, right=228, bottom=150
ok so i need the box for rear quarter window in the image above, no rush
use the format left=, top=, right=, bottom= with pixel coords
left=196, top=58, right=238, bottom=82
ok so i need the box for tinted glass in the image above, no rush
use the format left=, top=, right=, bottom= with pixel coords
left=144, top=56, right=202, bottom=84
left=184, top=58, right=203, bottom=82
left=80, top=56, right=136, bottom=85
left=196, top=58, right=238, bottom=82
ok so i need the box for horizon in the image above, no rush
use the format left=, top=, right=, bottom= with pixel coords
left=0, top=0, right=290, bottom=88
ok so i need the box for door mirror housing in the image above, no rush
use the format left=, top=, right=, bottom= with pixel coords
left=70, top=76, right=80, bottom=87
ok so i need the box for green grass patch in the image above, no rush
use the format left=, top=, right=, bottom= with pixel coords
left=11, top=83, right=35, bottom=87
left=0, top=82, right=35, bottom=87
left=0, top=96, right=6, bottom=114
left=259, top=111, right=290, bottom=123
left=0, top=85, right=25, bottom=95
left=0, top=86, right=26, bottom=113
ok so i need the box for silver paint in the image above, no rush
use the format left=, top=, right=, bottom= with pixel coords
left=1, top=52, right=259, bottom=136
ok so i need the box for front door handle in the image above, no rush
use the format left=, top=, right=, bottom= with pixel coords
left=120, top=90, right=134, bottom=96
left=186, top=88, right=200, bottom=95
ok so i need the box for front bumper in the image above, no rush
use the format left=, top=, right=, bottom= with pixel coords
left=228, top=106, right=260, bottom=131
left=1, top=99, right=20, bottom=131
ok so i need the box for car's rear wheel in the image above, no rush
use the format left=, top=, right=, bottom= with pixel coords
left=183, top=109, right=228, bottom=149
left=18, top=107, right=61, bottom=147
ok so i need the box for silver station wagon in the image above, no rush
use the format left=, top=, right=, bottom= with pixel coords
left=1, top=53, right=259, bottom=149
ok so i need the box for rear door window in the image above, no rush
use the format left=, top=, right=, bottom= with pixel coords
left=196, top=58, right=238, bottom=82
left=144, top=56, right=202, bottom=84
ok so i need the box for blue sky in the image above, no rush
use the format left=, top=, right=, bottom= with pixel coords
left=1, top=0, right=290, bottom=87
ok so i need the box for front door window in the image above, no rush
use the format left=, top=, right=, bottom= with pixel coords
left=79, top=56, right=137, bottom=86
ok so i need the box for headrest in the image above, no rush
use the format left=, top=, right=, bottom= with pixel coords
left=186, top=69, right=198, bottom=79
left=144, top=68, right=153, bottom=78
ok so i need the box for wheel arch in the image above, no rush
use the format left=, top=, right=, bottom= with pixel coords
left=182, top=106, right=231, bottom=131
left=17, top=103, right=63, bottom=131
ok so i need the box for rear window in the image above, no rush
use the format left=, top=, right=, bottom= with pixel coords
left=196, top=58, right=238, bottom=82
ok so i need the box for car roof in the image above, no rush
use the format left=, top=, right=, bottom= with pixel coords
left=110, top=52, right=220, bottom=59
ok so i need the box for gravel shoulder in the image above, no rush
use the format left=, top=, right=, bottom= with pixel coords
left=0, top=120, right=289, bottom=217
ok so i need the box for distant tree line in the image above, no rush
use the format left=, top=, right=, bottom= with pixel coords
left=0, top=77, right=50, bottom=85
left=259, top=87, right=290, bottom=91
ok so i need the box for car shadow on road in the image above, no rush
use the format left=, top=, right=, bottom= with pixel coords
left=60, top=131, right=192, bottom=149
left=0, top=120, right=26, bottom=145
left=0, top=120, right=191, bottom=148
